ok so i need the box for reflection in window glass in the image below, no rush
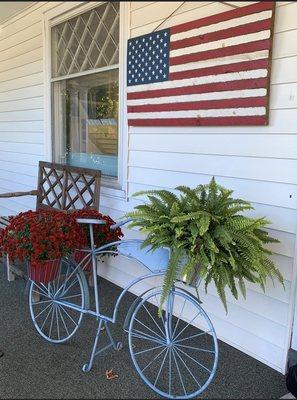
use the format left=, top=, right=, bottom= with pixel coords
left=51, top=2, right=120, bottom=179
left=52, top=69, right=119, bottom=177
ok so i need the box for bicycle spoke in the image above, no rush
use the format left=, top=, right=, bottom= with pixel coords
left=175, top=346, right=211, bottom=374
left=55, top=306, right=60, bottom=340
left=174, top=330, right=212, bottom=344
left=31, top=297, right=52, bottom=306
left=57, top=305, right=70, bottom=337
left=172, top=297, right=187, bottom=338
left=33, top=283, right=49, bottom=297
left=143, top=304, right=165, bottom=338
left=34, top=301, right=53, bottom=319
left=59, top=304, right=78, bottom=327
left=47, top=282, right=54, bottom=298
left=169, top=348, right=172, bottom=396
left=173, top=347, right=201, bottom=389
left=134, top=344, right=165, bottom=356
left=40, top=304, right=54, bottom=332
left=141, top=347, right=167, bottom=373
left=60, top=293, right=82, bottom=301
left=52, top=279, right=56, bottom=295
left=172, top=344, right=187, bottom=396
left=154, top=348, right=169, bottom=387
left=55, top=265, right=62, bottom=291
left=134, top=318, right=164, bottom=340
left=48, top=304, right=56, bottom=338
left=130, top=329, right=165, bottom=345
left=60, top=277, right=79, bottom=298
left=56, top=264, right=71, bottom=296
left=174, top=311, right=202, bottom=341
left=176, top=343, right=215, bottom=354
left=40, top=282, right=50, bottom=293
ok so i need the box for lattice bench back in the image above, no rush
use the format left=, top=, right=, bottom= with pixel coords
left=36, top=161, right=101, bottom=211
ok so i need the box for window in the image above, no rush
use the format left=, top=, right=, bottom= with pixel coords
left=51, top=2, right=120, bottom=180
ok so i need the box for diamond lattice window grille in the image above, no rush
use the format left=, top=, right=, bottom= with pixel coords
left=51, top=2, right=120, bottom=78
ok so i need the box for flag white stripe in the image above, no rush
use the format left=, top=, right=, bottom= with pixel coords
left=127, top=69, right=268, bottom=93
left=170, top=10, right=272, bottom=42
left=127, top=88, right=267, bottom=106
left=169, top=50, right=269, bottom=73
left=170, top=30, right=271, bottom=58
left=128, top=107, right=266, bottom=119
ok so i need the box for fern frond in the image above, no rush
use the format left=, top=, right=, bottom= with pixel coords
left=159, top=248, right=184, bottom=314
left=127, top=177, right=284, bottom=314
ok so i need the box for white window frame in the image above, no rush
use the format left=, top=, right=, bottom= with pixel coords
left=42, top=1, right=130, bottom=199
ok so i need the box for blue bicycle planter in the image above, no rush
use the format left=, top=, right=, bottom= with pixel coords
left=28, top=218, right=218, bottom=399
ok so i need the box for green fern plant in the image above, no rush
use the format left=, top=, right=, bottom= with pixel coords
left=126, top=177, right=284, bottom=312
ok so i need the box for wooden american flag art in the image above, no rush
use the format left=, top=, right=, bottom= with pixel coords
left=127, top=1, right=275, bottom=127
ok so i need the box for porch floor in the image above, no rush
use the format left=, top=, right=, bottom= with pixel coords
left=0, top=266, right=288, bottom=399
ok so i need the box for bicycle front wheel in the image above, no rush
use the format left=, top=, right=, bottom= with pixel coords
left=128, top=288, right=218, bottom=399
left=29, top=258, right=89, bottom=344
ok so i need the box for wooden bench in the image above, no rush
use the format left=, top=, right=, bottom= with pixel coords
left=0, top=161, right=101, bottom=281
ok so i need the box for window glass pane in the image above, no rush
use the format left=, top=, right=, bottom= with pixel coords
left=52, top=69, right=119, bottom=178
left=51, top=2, right=120, bottom=78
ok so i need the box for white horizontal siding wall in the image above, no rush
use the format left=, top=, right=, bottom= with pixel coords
left=0, top=0, right=296, bottom=375
left=0, top=2, right=66, bottom=214
left=101, top=1, right=297, bottom=374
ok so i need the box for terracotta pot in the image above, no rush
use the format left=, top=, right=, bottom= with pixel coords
left=28, top=259, right=61, bottom=284
left=74, top=249, right=92, bottom=272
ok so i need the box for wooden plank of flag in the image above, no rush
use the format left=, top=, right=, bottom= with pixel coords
left=127, top=1, right=275, bottom=127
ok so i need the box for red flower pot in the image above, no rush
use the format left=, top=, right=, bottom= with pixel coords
left=74, top=249, right=92, bottom=272
left=28, top=259, right=61, bottom=284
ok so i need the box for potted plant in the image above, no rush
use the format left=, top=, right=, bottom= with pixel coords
left=126, top=177, right=284, bottom=311
left=71, top=209, right=124, bottom=271
left=0, top=209, right=86, bottom=283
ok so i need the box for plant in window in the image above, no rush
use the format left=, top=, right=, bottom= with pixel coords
left=126, top=178, right=284, bottom=311
left=95, top=83, right=118, bottom=120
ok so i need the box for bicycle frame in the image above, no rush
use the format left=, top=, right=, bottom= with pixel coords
left=54, top=248, right=165, bottom=324
left=28, top=218, right=219, bottom=396
left=54, top=218, right=166, bottom=318
left=50, top=220, right=169, bottom=371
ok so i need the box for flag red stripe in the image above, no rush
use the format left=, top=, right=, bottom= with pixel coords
left=171, top=2, right=274, bottom=35
left=127, top=77, right=268, bottom=100
left=170, top=39, right=270, bottom=66
left=171, top=19, right=272, bottom=51
left=169, top=58, right=269, bottom=81
left=128, top=116, right=267, bottom=126
left=128, top=97, right=267, bottom=113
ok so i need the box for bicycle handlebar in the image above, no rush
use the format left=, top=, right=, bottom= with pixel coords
left=76, top=218, right=132, bottom=229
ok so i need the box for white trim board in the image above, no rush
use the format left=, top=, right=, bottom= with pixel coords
left=41, top=1, right=130, bottom=196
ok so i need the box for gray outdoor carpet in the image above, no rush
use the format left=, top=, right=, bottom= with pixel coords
left=0, top=265, right=288, bottom=399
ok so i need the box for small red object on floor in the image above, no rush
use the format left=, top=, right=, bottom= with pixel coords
left=106, top=369, right=118, bottom=380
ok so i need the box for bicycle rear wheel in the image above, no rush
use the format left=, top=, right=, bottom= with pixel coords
left=29, top=258, right=89, bottom=344
left=128, top=288, right=218, bottom=399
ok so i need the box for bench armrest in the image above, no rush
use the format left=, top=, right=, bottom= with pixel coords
left=0, top=190, right=38, bottom=198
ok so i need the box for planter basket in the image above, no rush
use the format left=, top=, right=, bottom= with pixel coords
left=28, top=259, right=61, bottom=284
left=74, top=249, right=92, bottom=272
